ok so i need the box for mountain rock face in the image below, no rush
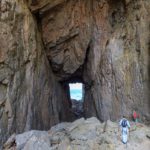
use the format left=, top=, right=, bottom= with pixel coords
left=0, top=0, right=150, bottom=147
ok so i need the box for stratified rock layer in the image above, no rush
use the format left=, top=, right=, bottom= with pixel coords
left=0, top=0, right=150, bottom=147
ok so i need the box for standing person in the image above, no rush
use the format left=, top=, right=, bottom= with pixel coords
left=119, top=116, right=130, bottom=145
left=133, top=110, right=138, bottom=123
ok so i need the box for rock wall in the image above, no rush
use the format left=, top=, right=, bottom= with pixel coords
left=40, top=0, right=93, bottom=81
left=0, top=0, right=70, bottom=147
left=0, top=0, right=150, bottom=147
left=28, top=0, right=149, bottom=121
left=84, top=0, right=150, bottom=122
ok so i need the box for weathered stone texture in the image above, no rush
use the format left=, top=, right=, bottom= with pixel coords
left=84, top=0, right=150, bottom=121
left=0, top=0, right=150, bottom=147
left=32, top=0, right=149, bottom=122
left=3, top=117, right=150, bottom=150
left=0, top=0, right=70, bottom=147
left=40, top=0, right=93, bottom=80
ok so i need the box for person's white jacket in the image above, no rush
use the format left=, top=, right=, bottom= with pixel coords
left=119, top=118, right=130, bottom=144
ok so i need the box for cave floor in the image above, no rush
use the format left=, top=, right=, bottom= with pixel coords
left=3, top=117, right=150, bottom=150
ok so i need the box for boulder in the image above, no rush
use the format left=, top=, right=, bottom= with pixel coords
left=16, top=130, right=51, bottom=150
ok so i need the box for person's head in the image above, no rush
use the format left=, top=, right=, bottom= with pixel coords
left=123, top=115, right=126, bottom=118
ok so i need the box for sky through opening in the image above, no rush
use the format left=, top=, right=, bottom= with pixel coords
left=69, top=83, right=82, bottom=101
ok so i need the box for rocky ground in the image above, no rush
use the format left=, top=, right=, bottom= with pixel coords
left=3, top=117, right=150, bottom=150
left=71, top=99, right=84, bottom=118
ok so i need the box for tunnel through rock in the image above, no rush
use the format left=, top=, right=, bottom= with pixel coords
left=28, top=0, right=150, bottom=124
left=69, top=82, right=84, bottom=119
left=60, top=74, right=86, bottom=121
left=0, top=0, right=150, bottom=147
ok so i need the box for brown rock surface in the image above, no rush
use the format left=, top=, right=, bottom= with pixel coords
left=83, top=0, right=150, bottom=122
left=29, top=0, right=150, bottom=122
left=0, top=0, right=70, bottom=147
left=40, top=0, right=93, bottom=80
left=0, top=0, right=150, bottom=147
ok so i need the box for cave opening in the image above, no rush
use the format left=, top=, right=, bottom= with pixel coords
left=68, top=82, right=84, bottom=119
